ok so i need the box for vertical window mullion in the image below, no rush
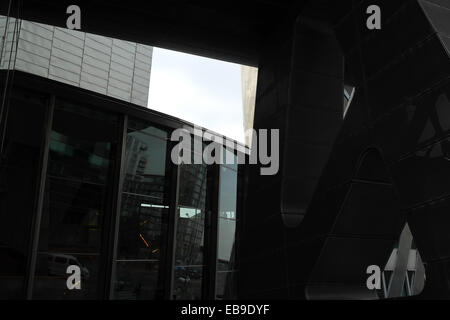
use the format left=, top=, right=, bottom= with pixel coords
left=25, top=94, right=55, bottom=300
left=106, top=114, right=128, bottom=299
left=204, top=164, right=219, bottom=299
left=165, top=152, right=180, bottom=300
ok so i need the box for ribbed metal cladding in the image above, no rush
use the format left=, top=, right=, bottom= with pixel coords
left=0, top=15, right=153, bottom=107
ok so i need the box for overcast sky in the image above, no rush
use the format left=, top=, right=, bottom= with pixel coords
left=148, top=47, right=245, bottom=143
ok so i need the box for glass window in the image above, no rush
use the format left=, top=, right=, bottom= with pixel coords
left=216, top=165, right=238, bottom=299
left=112, top=118, right=170, bottom=300
left=172, top=163, right=208, bottom=300
left=113, top=261, right=161, bottom=300
left=33, top=100, right=119, bottom=299
left=173, top=266, right=204, bottom=300
left=0, top=92, right=46, bottom=299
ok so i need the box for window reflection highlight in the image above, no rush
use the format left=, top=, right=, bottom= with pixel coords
left=216, top=165, right=238, bottom=299
left=173, top=163, right=208, bottom=300
left=112, top=118, right=170, bottom=300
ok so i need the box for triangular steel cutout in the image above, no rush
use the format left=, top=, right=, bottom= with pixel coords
left=378, top=223, right=426, bottom=299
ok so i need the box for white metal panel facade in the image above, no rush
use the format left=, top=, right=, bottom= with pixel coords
left=0, top=15, right=152, bottom=107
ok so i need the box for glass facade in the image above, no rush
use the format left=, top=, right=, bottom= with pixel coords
left=0, top=76, right=242, bottom=300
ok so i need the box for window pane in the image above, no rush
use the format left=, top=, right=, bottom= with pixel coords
left=112, top=261, right=162, bottom=300
left=39, top=178, right=106, bottom=252
left=46, top=103, right=117, bottom=185
left=173, top=266, right=204, bottom=300
left=217, top=166, right=237, bottom=270
left=0, top=94, right=46, bottom=299
left=176, top=207, right=205, bottom=267
left=173, top=163, right=208, bottom=300
left=34, top=100, right=119, bottom=299
left=33, top=253, right=99, bottom=299
left=216, top=271, right=237, bottom=300
left=123, top=126, right=168, bottom=196
left=175, top=164, right=207, bottom=267
left=178, top=164, right=207, bottom=210
left=113, top=118, right=170, bottom=300
left=117, top=194, right=168, bottom=260
left=216, top=166, right=238, bottom=299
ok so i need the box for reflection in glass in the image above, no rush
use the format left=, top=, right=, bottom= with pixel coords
left=34, top=100, right=118, bottom=299
left=173, top=163, right=208, bottom=300
left=112, top=261, right=160, bottom=300
left=118, top=195, right=168, bottom=260
left=113, top=118, right=170, bottom=300
left=216, top=165, right=238, bottom=299
left=33, top=253, right=98, bottom=299
left=40, top=178, right=105, bottom=252
left=216, top=271, right=237, bottom=300
left=122, top=124, right=168, bottom=196
left=173, top=266, right=204, bottom=300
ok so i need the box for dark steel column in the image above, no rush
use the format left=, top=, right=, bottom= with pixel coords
left=203, top=164, right=220, bottom=299
left=25, top=94, right=55, bottom=299
left=105, top=115, right=127, bottom=299
left=164, top=152, right=180, bottom=300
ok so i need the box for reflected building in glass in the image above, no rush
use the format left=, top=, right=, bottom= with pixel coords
left=0, top=14, right=244, bottom=300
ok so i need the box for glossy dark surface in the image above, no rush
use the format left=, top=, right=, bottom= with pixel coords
left=0, top=78, right=241, bottom=300
left=216, top=165, right=238, bottom=299
left=239, top=0, right=450, bottom=299
left=113, top=118, right=171, bottom=300
left=172, top=163, right=208, bottom=300
left=34, top=100, right=119, bottom=299
left=0, top=93, right=46, bottom=299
